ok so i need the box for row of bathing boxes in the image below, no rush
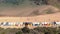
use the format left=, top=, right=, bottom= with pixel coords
left=0, top=22, right=60, bottom=28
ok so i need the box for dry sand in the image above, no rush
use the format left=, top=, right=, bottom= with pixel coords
left=0, top=5, right=60, bottom=22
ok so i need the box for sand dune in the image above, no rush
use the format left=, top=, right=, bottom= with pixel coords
left=0, top=5, right=59, bottom=17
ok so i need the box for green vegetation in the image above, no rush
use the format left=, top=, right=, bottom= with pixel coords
left=0, top=0, right=47, bottom=5
left=0, top=0, right=60, bottom=8
left=47, top=0, right=60, bottom=8
left=22, top=27, right=30, bottom=33
left=16, top=31, right=22, bottom=34
left=0, top=0, right=48, bottom=7
left=0, top=27, right=60, bottom=34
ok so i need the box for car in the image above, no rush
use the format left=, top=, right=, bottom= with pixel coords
left=32, top=22, right=40, bottom=26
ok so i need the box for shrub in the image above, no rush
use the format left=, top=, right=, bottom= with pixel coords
left=16, top=31, right=22, bottom=34
left=22, top=27, right=30, bottom=33
left=0, top=27, right=4, bottom=31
